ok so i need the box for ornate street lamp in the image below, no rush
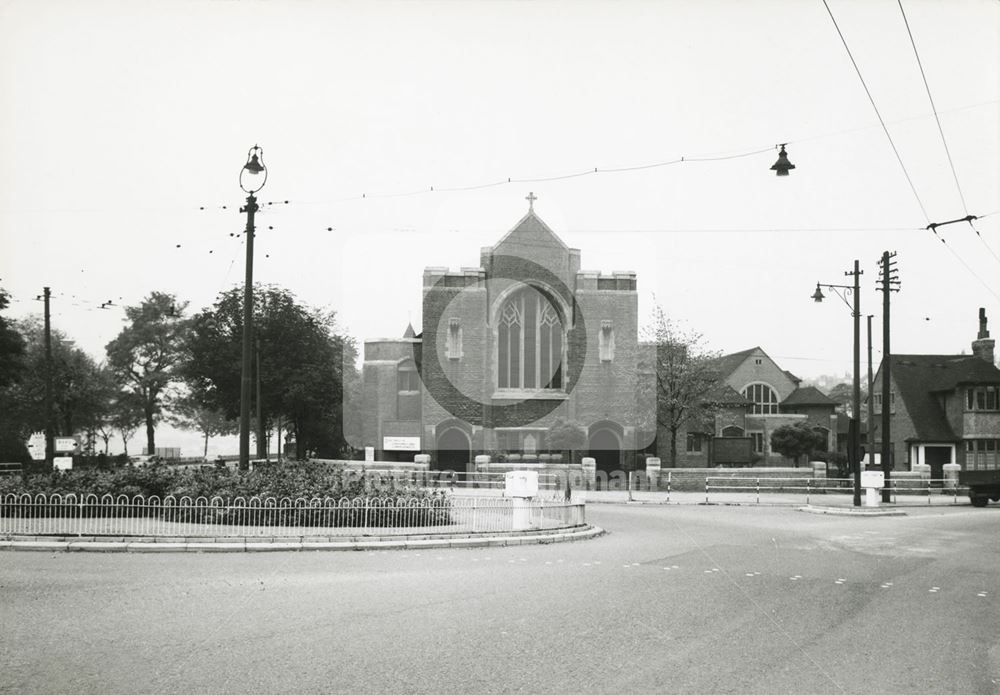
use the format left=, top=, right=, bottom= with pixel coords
left=813, top=261, right=863, bottom=507
left=239, top=145, right=266, bottom=470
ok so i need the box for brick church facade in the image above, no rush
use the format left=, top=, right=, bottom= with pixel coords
left=361, top=196, right=650, bottom=473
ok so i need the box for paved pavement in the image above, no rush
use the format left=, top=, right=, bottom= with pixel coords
left=583, top=487, right=970, bottom=508
left=1, top=503, right=997, bottom=694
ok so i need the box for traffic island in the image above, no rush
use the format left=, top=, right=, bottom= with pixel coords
left=798, top=505, right=906, bottom=517
left=0, top=524, right=605, bottom=553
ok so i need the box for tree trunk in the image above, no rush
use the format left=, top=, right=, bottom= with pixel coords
left=121, top=434, right=129, bottom=457
left=203, top=431, right=209, bottom=459
left=145, top=404, right=155, bottom=457
left=669, top=426, right=678, bottom=467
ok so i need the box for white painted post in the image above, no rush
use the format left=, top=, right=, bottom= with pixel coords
left=943, top=463, right=961, bottom=493
left=645, top=457, right=661, bottom=491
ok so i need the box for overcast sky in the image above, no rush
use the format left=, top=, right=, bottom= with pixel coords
left=1, top=1, right=998, bottom=453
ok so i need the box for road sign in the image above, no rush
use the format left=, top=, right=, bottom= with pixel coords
left=53, top=456, right=73, bottom=471
left=861, top=470, right=884, bottom=489
left=55, top=437, right=76, bottom=452
left=27, top=432, right=46, bottom=461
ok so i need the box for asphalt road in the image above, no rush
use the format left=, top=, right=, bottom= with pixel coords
left=1, top=504, right=998, bottom=695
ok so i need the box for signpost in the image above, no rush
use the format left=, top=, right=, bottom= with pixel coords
left=53, top=456, right=73, bottom=471
left=861, top=470, right=884, bottom=507
left=27, top=432, right=46, bottom=461
left=55, top=437, right=77, bottom=453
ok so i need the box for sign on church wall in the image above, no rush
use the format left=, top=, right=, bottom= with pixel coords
left=383, top=436, right=421, bottom=451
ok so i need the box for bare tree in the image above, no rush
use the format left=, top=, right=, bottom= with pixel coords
left=641, top=305, right=721, bottom=467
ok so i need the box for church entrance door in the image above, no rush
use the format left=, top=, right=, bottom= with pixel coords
left=589, top=428, right=622, bottom=490
left=436, top=428, right=471, bottom=474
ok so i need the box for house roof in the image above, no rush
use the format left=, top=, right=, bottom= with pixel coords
left=403, top=322, right=416, bottom=339
left=704, top=383, right=750, bottom=406
left=710, top=347, right=759, bottom=378
left=888, top=354, right=1000, bottom=442
left=782, top=386, right=837, bottom=407
left=708, top=347, right=801, bottom=386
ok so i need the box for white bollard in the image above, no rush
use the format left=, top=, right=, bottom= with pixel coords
left=645, top=457, right=661, bottom=490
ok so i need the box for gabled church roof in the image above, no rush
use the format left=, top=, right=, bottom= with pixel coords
left=403, top=322, right=416, bottom=338
left=492, top=209, right=570, bottom=252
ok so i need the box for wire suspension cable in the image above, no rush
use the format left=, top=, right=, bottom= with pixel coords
left=897, top=0, right=968, bottom=215
left=822, top=0, right=930, bottom=224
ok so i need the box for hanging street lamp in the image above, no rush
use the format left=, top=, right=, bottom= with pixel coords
left=770, top=144, right=796, bottom=176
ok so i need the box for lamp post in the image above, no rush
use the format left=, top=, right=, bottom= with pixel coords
left=239, top=145, right=267, bottom=470
left=812, top=259, right=863, bottom=507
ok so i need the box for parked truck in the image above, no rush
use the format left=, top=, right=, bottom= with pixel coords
left=960, top=470, right=1000, bottom=507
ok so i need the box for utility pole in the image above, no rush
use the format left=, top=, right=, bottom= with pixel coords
left=877, top=251, right=900, bottom=503
left=43, top=287, right=54, bottom=469
left=867, top=314, right=874, bottom=454
left=850, top=260, right=862, bottom=507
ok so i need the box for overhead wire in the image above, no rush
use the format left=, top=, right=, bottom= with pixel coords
left=897, top=0, right=1000, bottom=266
left=822, top=0, right=998, bottom=301
left=821, top=0, right=931, bottom=225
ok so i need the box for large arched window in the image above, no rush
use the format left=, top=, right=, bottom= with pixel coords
left=497, top=287, right=563, bottom=389
left=742, top=383, right=779, bottom=414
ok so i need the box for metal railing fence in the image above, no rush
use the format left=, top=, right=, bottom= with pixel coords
left=704, top=476, right=969, bottom=505
left=0, top=493, right=585, bottom=538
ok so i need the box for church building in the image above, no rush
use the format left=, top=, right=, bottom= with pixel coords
left=361, top=195, right=649, bottom=474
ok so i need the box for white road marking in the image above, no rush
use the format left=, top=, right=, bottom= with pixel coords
left=977, top=591, right=988, bottom=597
left=928, top=587, right=939, bottom=593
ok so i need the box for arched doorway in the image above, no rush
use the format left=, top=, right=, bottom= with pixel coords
left=436, top=427, right=471, bottom=474
left=589, top=426, right=622, bottom=489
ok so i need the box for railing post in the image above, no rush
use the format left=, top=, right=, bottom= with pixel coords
left=756, top=478, right=760, bottom=505
left=705, top=477, right=709, bottom=504
left=667, top=471, right=671, bottom=503
left=806, top=478, right=811, bottom=505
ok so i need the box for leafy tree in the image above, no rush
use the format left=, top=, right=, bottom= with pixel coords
left=105, top=292, right=188, bottom=456
left=826, top=382, right=869, bottom=419
left=110, top=392, right=145, bottom=457
left=1, top=318, right=111, bottom=437
left=184, top=285, right=359, bottom=459
left=0, top=288, right=25, bottom=390
left=769, top=421, right=826, bottom=467
left=166, top=392, right=237, bottom=459
left=640, top=306, right=721, bottom=467
left=546, top=417, right=587, bottom=462
left=0, top=289, right=28, bottom=462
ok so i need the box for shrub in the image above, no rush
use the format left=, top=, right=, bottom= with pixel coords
left=0, top=462, right=452, bottom=527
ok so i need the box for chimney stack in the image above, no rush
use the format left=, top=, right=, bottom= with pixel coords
left=972, top=307, right=995, bottom=365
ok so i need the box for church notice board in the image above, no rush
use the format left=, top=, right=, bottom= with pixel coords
left=383, top=436, right=421, bottom=451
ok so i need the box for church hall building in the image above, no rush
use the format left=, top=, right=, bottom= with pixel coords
left=360, top=195, right=651, bottom=474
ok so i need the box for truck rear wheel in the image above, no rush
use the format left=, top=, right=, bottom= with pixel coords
left=970, top=494, right=988, bottom=507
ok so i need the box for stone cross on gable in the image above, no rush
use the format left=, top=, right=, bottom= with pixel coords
left=526, top=191, right=537, bottom=212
